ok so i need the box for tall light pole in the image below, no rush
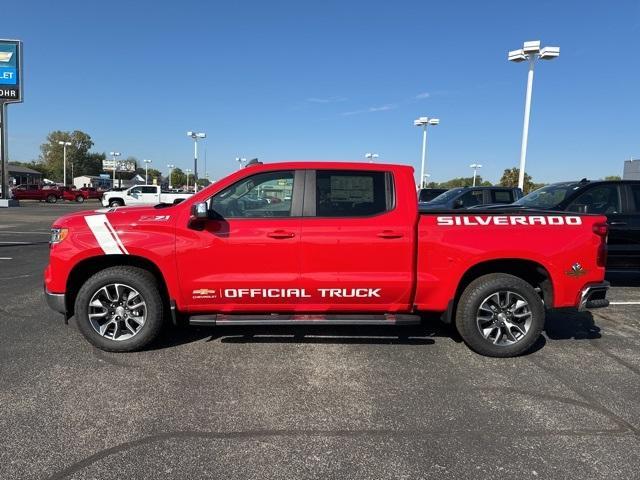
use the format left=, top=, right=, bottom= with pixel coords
left=508, top=40, right=560, bottom=190
left=109, top=151, right=121, bottom=189
left=58, top=141, right=72, bottom=186
left=143, top=159, right=152, bottom=184
left=365, top=153, right=379, bottom=163
left=235, top=157, right=247, bottom=170
left=167, top=164, right=175, bottom=189
left=422, top=173, right=431, bottom=189
left=185, top=168, right=192, bottom=191
left=470, top=163, right=483, bottom=186
left=187, top=131, right=206, bottom=191
left=413, top=117, right=439, bottom=188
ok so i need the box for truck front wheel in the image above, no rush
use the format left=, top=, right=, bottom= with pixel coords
left=109, top=199, right=124, bottom=207
left=74, top=266, right=164, bottom=352
left=455, top=273, right=544, bottom=357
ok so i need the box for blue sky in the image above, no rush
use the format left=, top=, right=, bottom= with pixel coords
left=4, top=0, right=640, bottom=183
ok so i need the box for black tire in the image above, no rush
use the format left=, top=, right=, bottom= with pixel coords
left=46, top=194, right=57, bottom=203
left=74, top=266, right=164, bottom=352
left=75, top=195, right=85, bottom=203
left=455, top=273, right=544, bottom=357
left=109, top=199, right=124, bottom=207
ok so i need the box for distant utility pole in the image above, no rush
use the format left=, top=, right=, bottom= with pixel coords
left=508, top=40, right=560, bottom=189
left=469, top=163, right=482, bottom=186
left=187, top=131, right=206, bottom=191
left=58, top=141, right=71, bottom=186
left=413, top=116, right=439, bottom=188
left=167, top=164, right=175, bottom=189
left=143, top=159, right=152, bottom=184
left=109, top=151, right=121, bottom=188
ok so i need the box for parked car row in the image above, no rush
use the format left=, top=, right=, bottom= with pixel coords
left=10, top=184, right=118, bottom=203
left=419, top=179, right=640, bottom=271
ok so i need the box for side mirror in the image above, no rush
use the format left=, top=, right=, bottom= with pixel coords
left=453, top=198, right=464, bottom=209
left=192, top=202, right=208, bottom=219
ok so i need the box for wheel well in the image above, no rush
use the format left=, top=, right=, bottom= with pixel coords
left=108, top=197, right=124, bottom=204
left=443, top=259, right=553, bottom=323
left=65, top=255, right=170, bottom=316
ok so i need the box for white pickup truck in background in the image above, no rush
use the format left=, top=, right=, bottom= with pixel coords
left=101, top=185, right=193, bottom=207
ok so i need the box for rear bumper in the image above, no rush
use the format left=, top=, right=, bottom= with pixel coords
left=578, top=281, right=610, bottom=311
left=45, top=288, right=66, bottom=314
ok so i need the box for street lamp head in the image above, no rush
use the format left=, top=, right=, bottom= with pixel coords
left=144, top=159, right=152, bottom=164
left=522, top=40, right=541, bottom=54
left=196, top=132, right=206, bottom=139
left=428, top=118, right=440, bottom=125
left=539, top=46, right=560, bottom=60
left=188, top=131, right=206, bottom=139
left=167, top=164, right=175, bottom=168
left=414, top=116, right=429, bottom=126
left=58, top=141, right=72, bottom=146
left=110, top=151, right=121, bottom=157
left=508, top=49, right=527, bottom=62
left=470, top=163, right=482, bottom=168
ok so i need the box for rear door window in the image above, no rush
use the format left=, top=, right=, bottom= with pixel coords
left=315, top=170, right=390, bottom=217
left=492, top=190, right=514, bottom=204
left=459, top=190, right=484, bottom=207
left=566, top=185, right=621, bottom=214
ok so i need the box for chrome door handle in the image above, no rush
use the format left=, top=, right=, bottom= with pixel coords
left=267, top=230, right=296, bottom=239
left=377, top=230, right=403, bottom=239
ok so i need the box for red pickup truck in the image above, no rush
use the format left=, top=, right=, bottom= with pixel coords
left=45, top=162, right=609, bottom=357
left=12, top=184, right=63, bottom=203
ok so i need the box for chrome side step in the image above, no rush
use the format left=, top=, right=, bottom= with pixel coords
left=188, top=313, right=421, bottom=327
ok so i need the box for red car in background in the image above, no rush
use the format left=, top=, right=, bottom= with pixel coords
left=79, top=187, right=104, bottom=200
left=11, top=184, right=63, bottom=203
left=59, top=187, right=89, bottom=203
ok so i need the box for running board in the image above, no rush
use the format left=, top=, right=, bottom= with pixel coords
left=188, top=313, right=421, bottom=327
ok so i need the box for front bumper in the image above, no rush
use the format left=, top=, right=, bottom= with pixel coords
left=45, top=288, right=66, bottom=314
left=578, top=281, right=610, bottom=311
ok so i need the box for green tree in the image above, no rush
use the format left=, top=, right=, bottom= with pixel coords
left=135, top=166, right=163, bottom=184
left=499, top=167, right=538, bottom=194
left=39, top=130, right=95, bottom=184
left=427, top=176, right=492, bottom=189
left=169, top=167, right=186, bottom=188
left=604, top=175, right=621, bottom=181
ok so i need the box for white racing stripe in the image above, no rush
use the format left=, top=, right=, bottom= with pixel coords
left=85, top=214, right=129, bottom=255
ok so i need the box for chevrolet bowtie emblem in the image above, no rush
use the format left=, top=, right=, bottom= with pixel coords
left=566, top=263, right=587, bottom=277
left=0, top=52, right=13, bottom=63
left=193, top=289, right=216, bottom=295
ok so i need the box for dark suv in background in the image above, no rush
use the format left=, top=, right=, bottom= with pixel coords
left=419, top=186, right=523, bottom=209
left=495, top=179, right=640, bottom=271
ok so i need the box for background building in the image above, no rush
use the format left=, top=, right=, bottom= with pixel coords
left=623, top=159, right=640, bottom=180
left=8, top=164, right=43, bottom=185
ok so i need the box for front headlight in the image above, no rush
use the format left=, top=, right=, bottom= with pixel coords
left=50, top=228, right=69, bottom=244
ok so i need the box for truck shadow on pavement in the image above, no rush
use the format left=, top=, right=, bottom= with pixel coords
left=152, top=310, right=600, bottom=351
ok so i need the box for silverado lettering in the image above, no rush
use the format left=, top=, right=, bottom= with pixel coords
left=45, top=161, right=609, bottom=357
left=436, top=215, right=583, bottom=226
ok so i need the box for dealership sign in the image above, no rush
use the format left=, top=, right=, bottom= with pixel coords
left=0, top=40, right=22, bottom=103
left=102, top=159, right=136, bottom=172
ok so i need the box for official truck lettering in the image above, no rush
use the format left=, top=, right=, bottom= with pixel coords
left=193, top=288, right=382, bottom=299
left=436, top=215, right=582, bottom=226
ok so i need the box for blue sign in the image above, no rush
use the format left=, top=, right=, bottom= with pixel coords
left=0, top=40, right=21, bottom=102
left=0, top=44, right=17, bottom=85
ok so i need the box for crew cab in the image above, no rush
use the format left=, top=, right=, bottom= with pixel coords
left=45, top=162, right=609, bottom=357
left=12, top=184, right=62, bottom=203
left=101, top=184, right=192, bottom=207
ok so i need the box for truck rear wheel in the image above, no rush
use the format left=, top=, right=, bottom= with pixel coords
left=109, top=199, right=124, bottom=207
left=455, top=273, right=544, bottom=357
left=46, top=194, right=57, bottom=203
left=75, top=195, right=85, bottom=203
left=74, top=266, right=164, bottom=352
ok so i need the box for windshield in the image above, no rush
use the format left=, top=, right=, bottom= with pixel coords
left=428, top=188, right=464, bottom=203
left=514, top=183, right=581, bottom=209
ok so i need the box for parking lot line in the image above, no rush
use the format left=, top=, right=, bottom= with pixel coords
left=0, top=231, right=51, bottom=235
left=609, top=301, right=640, bottom=305
left=0, top=257, right=12, bottom=260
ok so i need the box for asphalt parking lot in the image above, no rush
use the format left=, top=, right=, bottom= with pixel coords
left=1, top=201, right=639, bottom=480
